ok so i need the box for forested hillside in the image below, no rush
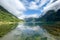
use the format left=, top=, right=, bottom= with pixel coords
left=36, top=9, right=60, bottom=22
left=0, top=6, right=21, bottom=22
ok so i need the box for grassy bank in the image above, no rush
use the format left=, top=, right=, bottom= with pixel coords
left=0, top=23, right=18, bottom=37
left=0, top=6, right=24, bottom=37
left=0, top=6, right=23, bottom=22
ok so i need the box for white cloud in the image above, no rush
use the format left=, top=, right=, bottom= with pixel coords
left=28, top=1, right=39, bottom=10
left=43, top=0, right=60, bottom=13
left=39, top=0, right=60, bottom=17
left=0, top=0, right=57, bottom=19
left=18, top=14, right=39, bottom=19
left=25, top=14, right=39, bottom=18
left=18, top=14, right=26, bottom=19
left=27, top=0, right=54, bottom=10
left=0, top=0, right=26, bottom=19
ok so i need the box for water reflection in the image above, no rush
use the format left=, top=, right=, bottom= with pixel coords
left=0, top=22, right=60, bottom=40
left=24, top=22, right=60, bottom=40
left=24, top=22, right=60, bottom=36
left=0, top=23, right=18, bottom=37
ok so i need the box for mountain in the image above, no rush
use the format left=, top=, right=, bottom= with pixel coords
left=36, top=9, right=60, bottom=22
left=0, top=6, right=21, bottom=22
left=43, top=0, right=60, bottom=13
left=24, top=17, right=37, bottom=22
left=36, top=0, right=60, bottom=22
left=25, top=9, right=60, bottom=23
left=25, top=0, right=60, bottom=23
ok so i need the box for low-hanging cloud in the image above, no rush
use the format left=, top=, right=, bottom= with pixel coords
left=0, top=0, right=26, bottom=19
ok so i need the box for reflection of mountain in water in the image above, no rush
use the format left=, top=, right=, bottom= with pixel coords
left=0, top=23, right=18, bottom=37
left=24, top=9, right=60, bottom=37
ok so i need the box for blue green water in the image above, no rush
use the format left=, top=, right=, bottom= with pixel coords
left=0, top=22, right=60, bottom=40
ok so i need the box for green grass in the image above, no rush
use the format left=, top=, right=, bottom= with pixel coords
left=0, top=6, right=23, bottom=22
left=0, top=6, right=23, bottom=37
left=0, top=23, right=18, bottom=37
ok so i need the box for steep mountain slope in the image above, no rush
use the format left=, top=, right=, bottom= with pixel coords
left=0, top=6, right=20, bottom=22
left=36, top=0, right=60, bottom=22
left=24, top=0, right=60, bottom=23
left=37, top=9, right=60, bottom=22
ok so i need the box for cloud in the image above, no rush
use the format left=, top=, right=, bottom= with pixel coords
left=18, top=13, right=39, bottom=19
left=20, top=0, right=39, bottom=10
left=25, top=14, right=39, bottom=18
left=43, top=0, right=60, bottom=14
left=18, top=14, right=26, bottom=19
left=0, top=0, right=56, bottom=19
left=27, top=0, right=54, bottom=10
left=0, top=0, right=26, bottom=19
left=28, top=1, right=39, bottom=10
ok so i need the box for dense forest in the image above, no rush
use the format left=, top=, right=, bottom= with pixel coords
left=0, top=6, right=22, bottom=22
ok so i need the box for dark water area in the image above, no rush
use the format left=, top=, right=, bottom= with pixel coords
left=0, top=22, right=60, bottom=40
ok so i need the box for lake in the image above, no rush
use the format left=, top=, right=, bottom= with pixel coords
left=0, top=22, right=60, bottom=40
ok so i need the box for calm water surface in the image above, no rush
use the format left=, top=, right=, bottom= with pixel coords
left=0, top=22, right=60, bottom=40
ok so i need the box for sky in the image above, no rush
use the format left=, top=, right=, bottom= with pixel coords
left=0, top=0, right=58, bottom=19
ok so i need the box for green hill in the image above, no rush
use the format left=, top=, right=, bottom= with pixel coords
left=0, top=6, right=21, bottom=22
